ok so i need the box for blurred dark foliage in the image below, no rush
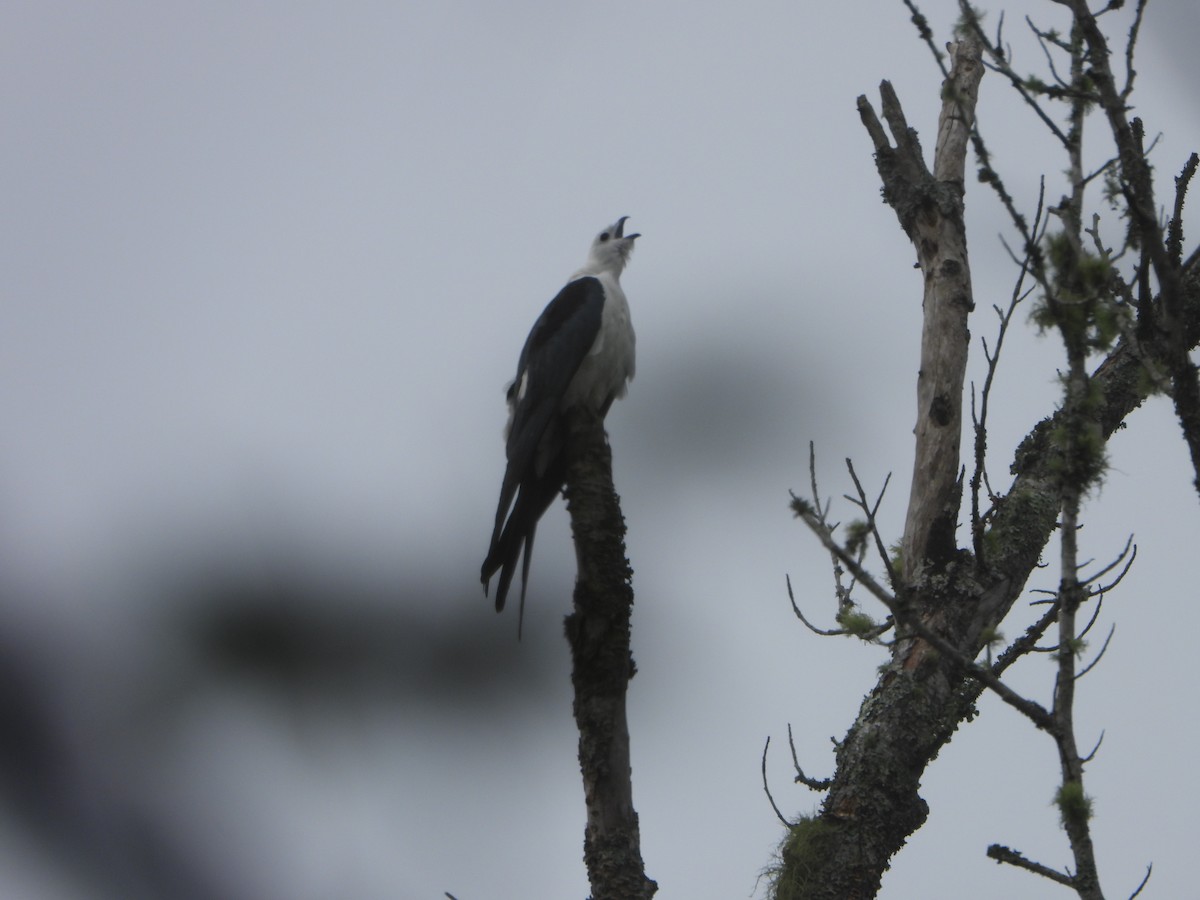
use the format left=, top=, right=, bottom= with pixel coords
left=189, top=572, right=557, bottom=708
left=0, top=557, right=559, bottom=900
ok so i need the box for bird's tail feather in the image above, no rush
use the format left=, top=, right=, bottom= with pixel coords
left=517, top=528, right=536, bottom=640
left=480, top=455, right=565, bottom=628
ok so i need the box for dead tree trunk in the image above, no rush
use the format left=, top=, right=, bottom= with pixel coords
left=562, top=406, right=655, bottom=900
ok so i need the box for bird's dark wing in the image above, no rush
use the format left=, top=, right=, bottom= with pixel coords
left=482, top=277, right=605, bottom=626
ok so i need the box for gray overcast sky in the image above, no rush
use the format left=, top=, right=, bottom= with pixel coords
left=3, top=1, right=1199, bottom=898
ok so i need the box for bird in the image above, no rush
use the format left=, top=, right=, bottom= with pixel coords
left=481, top=216, right=640, bottom=636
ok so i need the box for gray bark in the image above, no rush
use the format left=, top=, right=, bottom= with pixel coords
left=562, top=407, right=655, bottom=900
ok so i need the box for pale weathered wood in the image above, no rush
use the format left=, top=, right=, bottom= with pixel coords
left=897, top=40, right=982, bottom=584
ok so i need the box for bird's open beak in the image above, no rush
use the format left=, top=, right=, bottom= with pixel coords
left=615, top=216, right=640, bottom=240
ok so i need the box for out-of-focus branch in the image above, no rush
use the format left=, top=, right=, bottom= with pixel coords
left=1062, top=0, right=1200, bottom=497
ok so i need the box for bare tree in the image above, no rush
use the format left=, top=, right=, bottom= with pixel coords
left=764, top=2, right=1197, bottom=898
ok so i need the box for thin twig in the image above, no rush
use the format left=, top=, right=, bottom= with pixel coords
left=991, top=601, right=1060, bottom=673
left=1121, top=0, right=1149, bottom=101
left=1081, top=537, right=1136, bottom=590
left=795, top=508, right=899, bottom=611
left=1128, top=863, right=1153, bottom=899
left=761, top=737, right=795, bottom=828
left=958, top=1, right=1071, bottom=147
left=1080, top=729, right=1105, bottom=765
left=788, top=723, right=833, bottom=791
left=1075, top=591, right=1105, bottom=642
left=971, top=184, right=1043, bottom=558
left=786, top=573, right=848, bottom=637
left=809, top=442, right=853, bottom=610
left=844, top=460, right=900, bottom=589
left=1074, top=624, right=1115, bottom=680
left=902, top=0, right=949, bottom=76
left=1028, top=16, right=1073, bottom=90
left=986, top=844, right=1075, bottom=887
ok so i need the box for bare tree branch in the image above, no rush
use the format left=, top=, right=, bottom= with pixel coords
left=794, top=499, right=1056, bottom=732
left=1120, top=0, right=1149, bottom=102
left=971, top=185, right=1044, bottom=560
left=1168, top=153, right=1199, bottom=270
left=762, top=737, right=796, bottom=828
left=788, top=444, right=895, bottom=642
left=1127, top=863, right=1153, bottom=899
left=1080, top=730, right=1105, bottom=765
left=1083, top=538, right=1137, bottom=592
left=958, top=1, right=1071, bottom=147
left=786, top=574, right=849, bottom=638
left=1062, top=0, right=1200, bottom=497
left=788, top=723, right=834, bottom=791
left=1074, top=624, right=1115, bottom=680
left=986, top=844, right=1075, bottom=887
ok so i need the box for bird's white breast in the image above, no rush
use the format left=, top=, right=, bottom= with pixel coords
left=563, top=272, right=635, bottom=412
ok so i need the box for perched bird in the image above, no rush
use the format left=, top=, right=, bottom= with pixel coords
left=481, top=216, right=640, bottom=635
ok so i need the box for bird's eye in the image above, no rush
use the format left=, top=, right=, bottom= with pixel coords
left=599, top=232, right=610, bottom=242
